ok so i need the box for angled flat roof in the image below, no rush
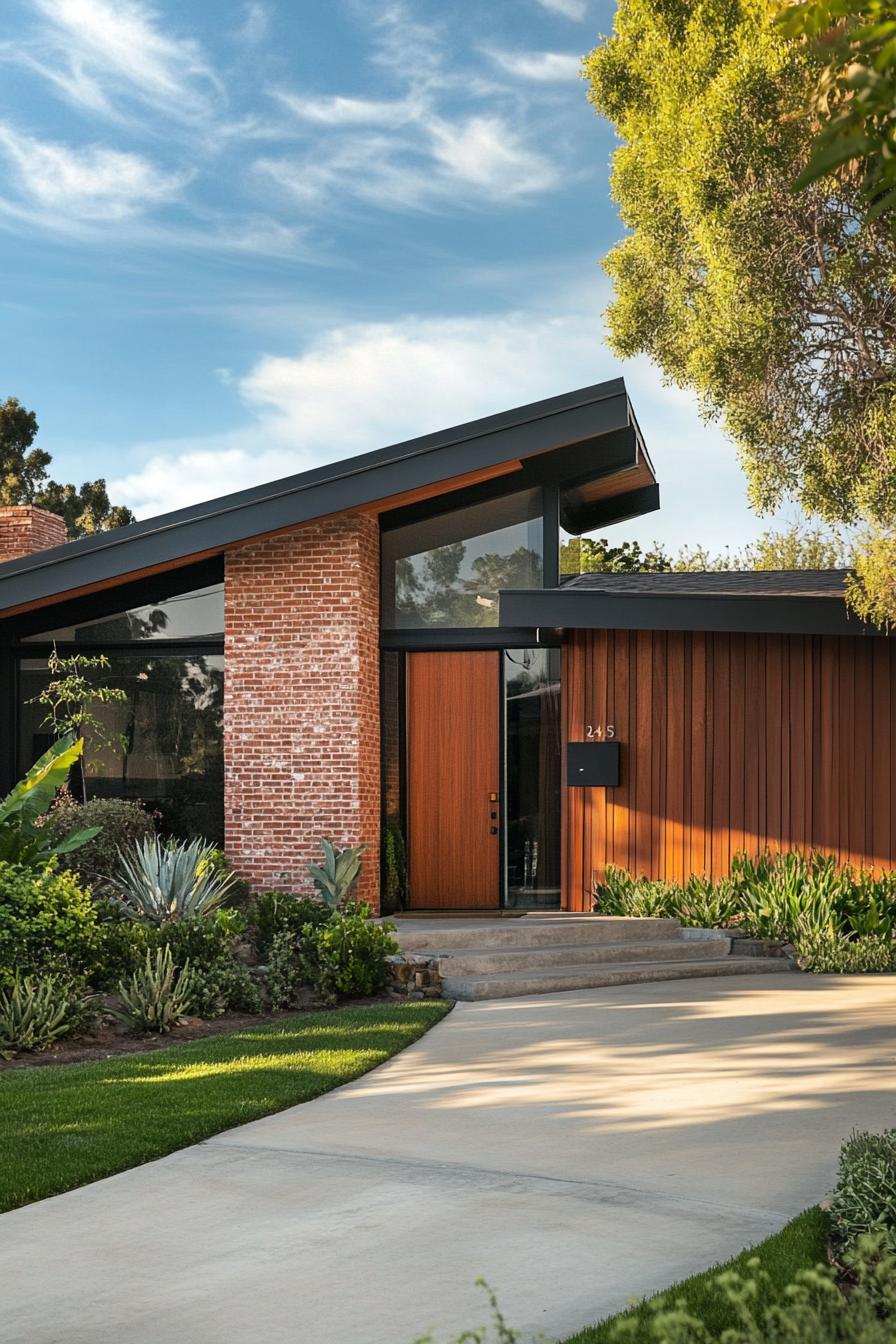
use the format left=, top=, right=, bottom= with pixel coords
left=0, top=378, right=656, bottom=618
left=500, top=569, right=881, bottom=638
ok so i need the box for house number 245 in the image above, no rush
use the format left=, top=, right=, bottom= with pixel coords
left=586, top=724, right=616, bottom=740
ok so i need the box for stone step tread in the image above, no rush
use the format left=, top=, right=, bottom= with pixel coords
left=441, top=957, right=793, bottom=1001
left=393, top=917, right=684, bottom=952
left=426, top=938, right=730, bottom=969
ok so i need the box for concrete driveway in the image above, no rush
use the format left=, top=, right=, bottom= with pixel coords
left=2, top=974, right=895, bottom=1344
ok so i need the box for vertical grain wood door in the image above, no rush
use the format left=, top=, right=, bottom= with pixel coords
left=406, top=651, right=500, bottom=908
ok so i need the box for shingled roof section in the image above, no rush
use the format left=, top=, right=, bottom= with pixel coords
left=561, top=569, right=850, bottom=599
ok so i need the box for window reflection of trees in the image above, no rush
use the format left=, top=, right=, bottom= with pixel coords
left=395, top=542, right=543, bottom=627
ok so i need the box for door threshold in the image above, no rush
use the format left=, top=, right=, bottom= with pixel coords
left=396, top=909, right=527, bottom=918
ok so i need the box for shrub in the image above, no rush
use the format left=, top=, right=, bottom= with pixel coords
left=47, top=794, right=156, bottom=886
left=90, top=911, right=152, bottom=990
left=186, top=957, right=261, bottom=1018
left=838, top=868, right=896, bottom=940
left=266, top=905, right=397, bottom=1008
left=604, top=1236, right=896, bottom=1344
left=109, top=835, right=238, bottom=924
left=831, top=1130, right=896, bottom=1258
left=153, top=910, right=259, bottom=1018
left=308, top=838, right=366, bottom=909
left=730, top=850, right=844, bottom=941
left=592, top=866, right=678, bottom=919
left=115, top=946, right=195, bottom=1034
left=0, top=973, right=98, bottom=1057
left=794, top=928, right=894, bottom=974
left=250, top=891, right=331, bottom=961
left=267, top=928, right=307, bottom=1010
left=670, top=875, right=740, bottom=930
left=0, top=861, right=99, bottom=988
left=300, top=904, right=398, bottom=1005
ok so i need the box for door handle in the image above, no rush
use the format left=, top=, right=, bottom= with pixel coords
left=489, top=826, right=498, bottom=835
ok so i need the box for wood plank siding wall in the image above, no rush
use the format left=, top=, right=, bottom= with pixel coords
left=563, top=629, right=896, bottom=911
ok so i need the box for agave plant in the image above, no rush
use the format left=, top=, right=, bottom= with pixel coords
left=0, top=974, right=94, bottom=1057
left=115, top=946, right=195, bottom=1034
left=0, top=735, right=100, bottom=867
left=307, top=838, right=366, bottom=909
left=109, top=835, right=237, bottom=925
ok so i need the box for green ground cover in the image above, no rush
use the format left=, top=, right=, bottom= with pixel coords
left=563, top=1206, right=831, bottom=1343
left=0, top=1001, right=450, bottom=1214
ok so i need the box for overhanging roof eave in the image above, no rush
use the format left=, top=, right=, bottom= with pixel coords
left=498, top=587, right=877, bottom=638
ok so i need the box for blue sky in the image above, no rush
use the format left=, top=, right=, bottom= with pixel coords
left=0, top=0, right=789, bottom=549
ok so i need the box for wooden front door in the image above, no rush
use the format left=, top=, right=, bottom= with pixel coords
left=406, top=651, right=500, bottom=908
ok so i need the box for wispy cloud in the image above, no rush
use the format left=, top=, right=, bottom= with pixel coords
left=485, top=49, right=583, bottom=82
left=535, top=0, right=587, bottom=20
left=428, top=116, right=556, bottom=194
left=10, top=0, right=223, bottom=127
left=274, top=91, right=415, bottom=128
left=258, top=109, right=558, bottom=214
left=268, top=2, right=565, bottom=216
left=0, top=122, right=186, bottom=223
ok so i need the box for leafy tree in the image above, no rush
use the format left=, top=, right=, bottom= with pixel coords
left=562, top=523, right=849, bottom=574
left=780, top=1, right=896, bottom=215
left=561, top=535, right=672, bottom=574
left=585, top=2, right=896, bottom=617
left=0, top=396, right=133, bottom=539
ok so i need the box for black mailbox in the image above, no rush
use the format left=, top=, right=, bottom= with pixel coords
left=567, top=741, right=621, bottom=787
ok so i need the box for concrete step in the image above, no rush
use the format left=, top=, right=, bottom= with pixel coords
left=392, top=915, right=682, bottom=953
left=430, top=936, right=732, bottom=977
left=441, top=955, right=794, bottom=1001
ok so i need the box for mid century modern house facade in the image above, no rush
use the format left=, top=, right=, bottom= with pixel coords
left=0, top=378, right=892, bottom=913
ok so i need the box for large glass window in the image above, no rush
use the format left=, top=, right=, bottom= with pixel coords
left=18, top=652, right=224, bottom=843
left=21, top=584, right=224, bottom=644
left=503, top=648, right=561, bottom=908
left=381, top=489, right=543, bottom=628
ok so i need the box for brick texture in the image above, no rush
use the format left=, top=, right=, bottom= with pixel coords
left=224, top=513, right=381, bottom=909
left=0, top=506, right=67, bottom=562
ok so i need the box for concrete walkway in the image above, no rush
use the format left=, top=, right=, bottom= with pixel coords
left=2, top=975, right=896, bottom=1344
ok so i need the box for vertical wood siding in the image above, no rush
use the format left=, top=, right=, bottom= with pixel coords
left=563, top=630, right=896, bottom=910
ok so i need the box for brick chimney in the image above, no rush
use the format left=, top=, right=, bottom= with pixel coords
left=0, top=506, right=67, bottom=564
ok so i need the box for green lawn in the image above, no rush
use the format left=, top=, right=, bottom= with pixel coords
left=563, top=1206, right=831, bottom=1343
left=0, top=1000, right=451, bottom=1214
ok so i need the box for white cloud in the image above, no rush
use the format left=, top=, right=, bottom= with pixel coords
left=16, top=0, right=223, bottom=126
left=109, top=281, right=780, bottom=554
left=535, top=0, right=587, bottom=19
left=486, top=50, right=583, bottom=82
left=0, top=123, right=185, bottom=222
left=257, top=111, right=558, bottom=214
left=428, top=116, right=557, bottom=194
left=275, top=91, right=414, bottom=128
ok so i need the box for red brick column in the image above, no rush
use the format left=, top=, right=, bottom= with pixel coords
left=224, top=513, right=381, bottom=909
left=0, top=506, right=67, bottom=562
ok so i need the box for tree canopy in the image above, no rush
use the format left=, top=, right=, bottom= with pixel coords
left=561, top=523, right=851, bottom=575
left=585, top=1, right=896, bottom=614
left=0, top=397, right=133, bottom=539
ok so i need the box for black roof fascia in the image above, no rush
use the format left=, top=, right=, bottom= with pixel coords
left=498, top=587, right=879, bottom=638
left=0, top=381, right=634, bottom=614
left=561, top=482, right=660, bottom=536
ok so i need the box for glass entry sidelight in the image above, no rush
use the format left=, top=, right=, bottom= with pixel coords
left=503, top=649, right=561, bottom=909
